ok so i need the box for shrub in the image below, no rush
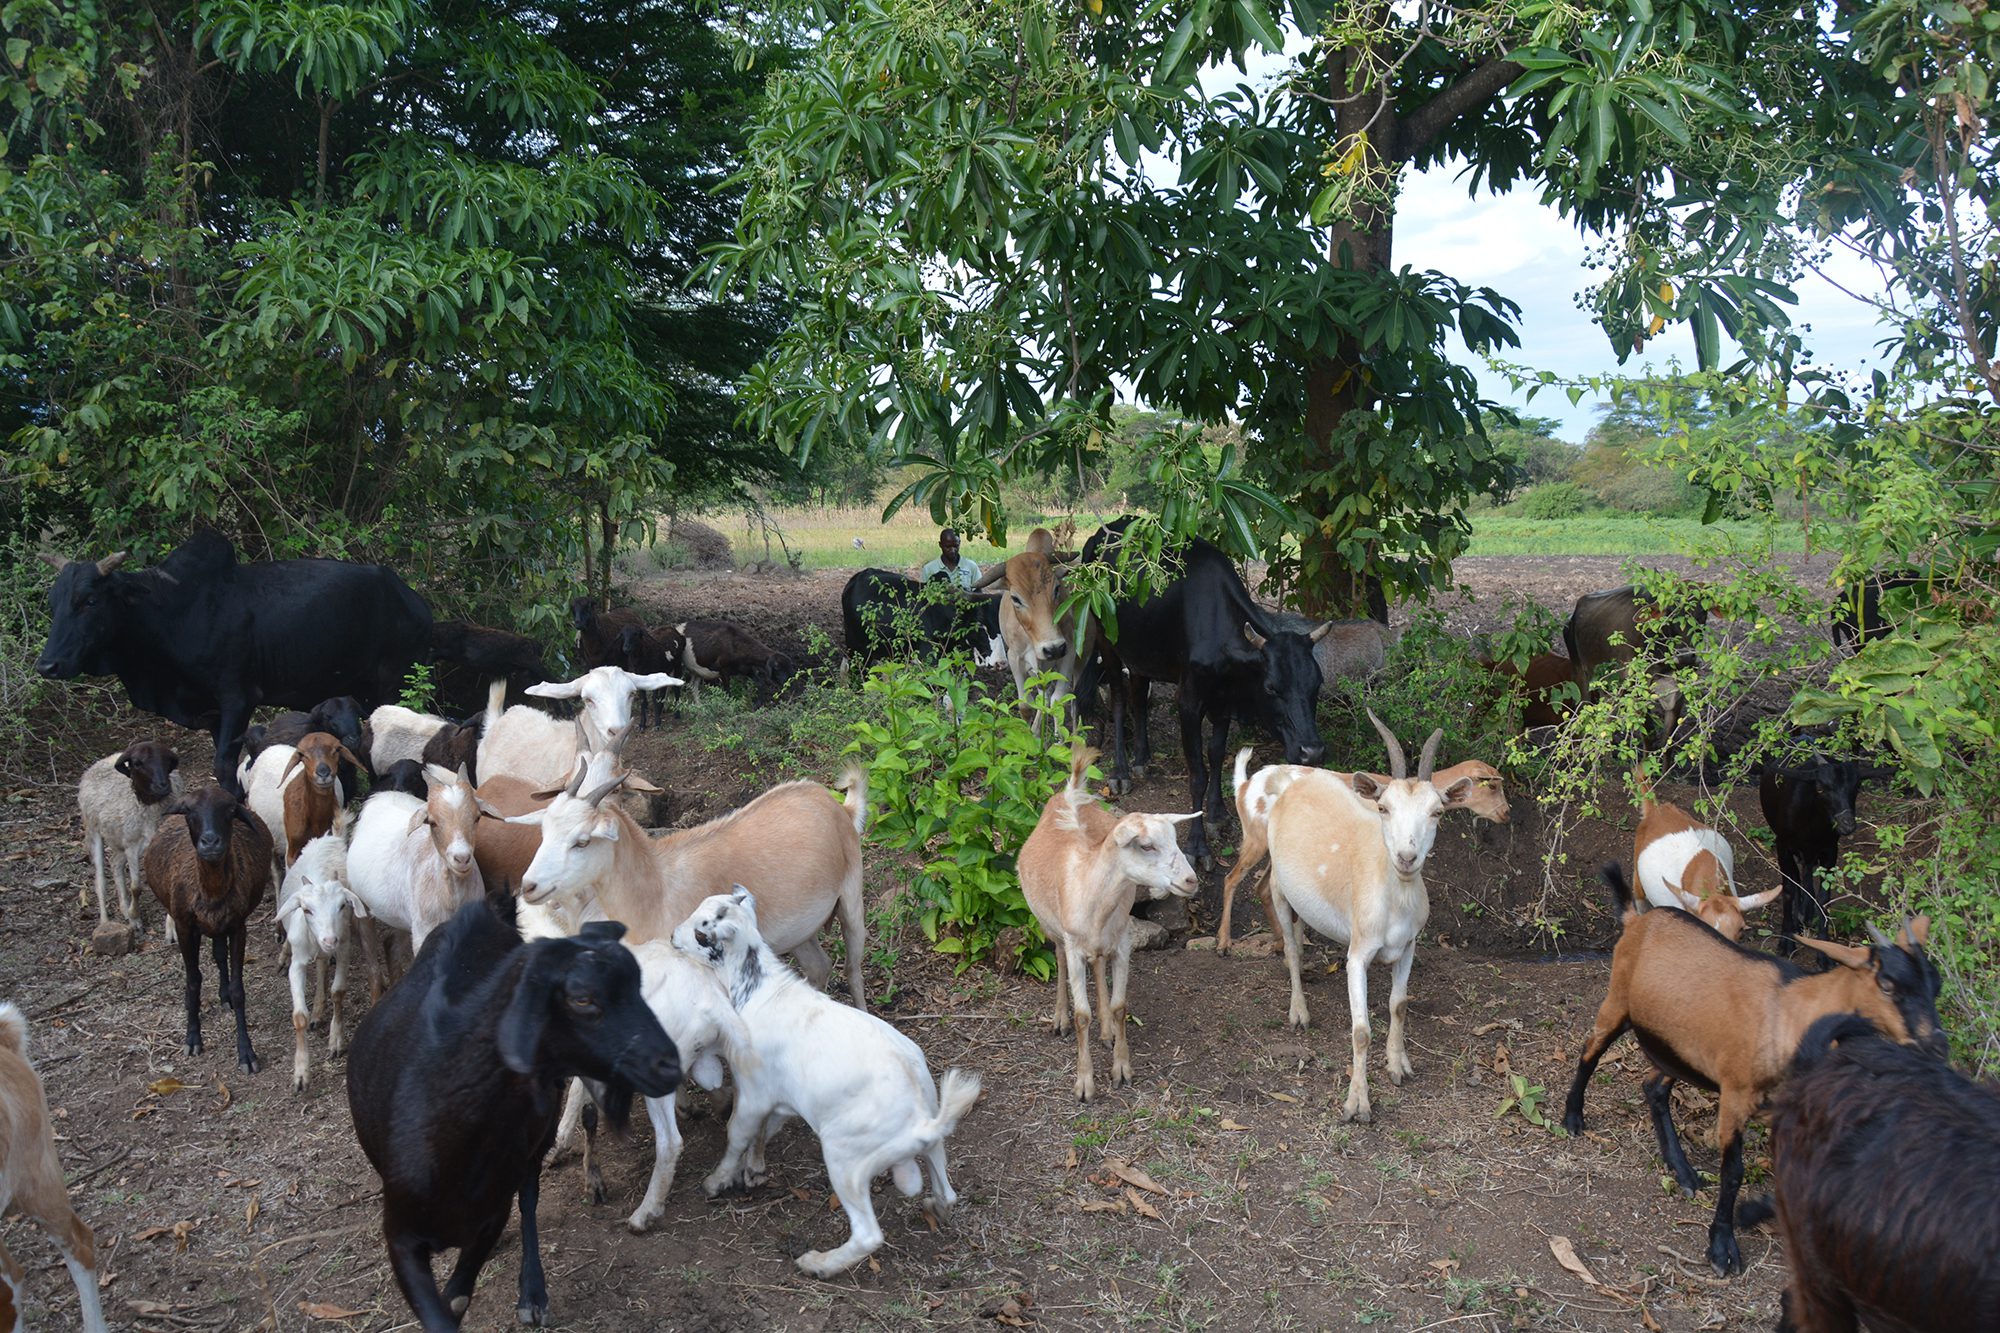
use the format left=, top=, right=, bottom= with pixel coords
left=844, top=660, right=1084, bottom=979
left=1510, top=482, right=1594, bottom=520
left=669, top=518, right=735, bottom=569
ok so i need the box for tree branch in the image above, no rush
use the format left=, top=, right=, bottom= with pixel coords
left=1398, top=56, right=1524, bottom=160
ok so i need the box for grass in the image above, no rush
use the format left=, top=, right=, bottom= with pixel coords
left=1465, top=514, right=1812, bottom=556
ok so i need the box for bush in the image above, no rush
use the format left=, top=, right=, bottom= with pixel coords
left=844, top=660, right=1084, bottom=978
left=670, top=519, right=735, bottom=570
left=1511, top=482, right=1594, bottom=520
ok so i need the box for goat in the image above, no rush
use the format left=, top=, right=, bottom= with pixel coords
left=277, top=833, right=369, bottom=1092
left=239, top=695, right=369, bottom=796
left=1560, top=865, right=1945, bottom=1276
left=143, top=784, right=274, bottom=1073
left=1759, top=754, right=1889, bottom=941
left=477, top=668, right=679, bottom=790
left=1217, top=747, right=1509, bottom=953
left=0, top=1004, right=109, bottom=1333
left=677, top=888, right=980, bottom=1278
left=421, top=713, right=483, bottom=786
left=1234, top=713, right=1483, bottom=1122
left=510, top=755, right=869, bottom=1002
left=368, top=703, right=451, bottom=773
left=245, top=731, right=361, bottom=872
left=346, top=897, right=679, bottom=1329
left=570, top=596, right=644, bottom=670
left=76, top=741, right=182, bottom=938
left=1632, top=764, right=1778, bottom=942
left=615, top=624, right=693, bottom=728
left=1764, top=1012, right=2000, bottom=1332
left=374, top=757, right=430, bottom=799
left=1018, top=746, right=1198, bottom=1100
left=346, top=764, right=493, bottom=1000
left=546, top=938, right=749, bottom=1232
left=677, top=618, right=786, bottom=702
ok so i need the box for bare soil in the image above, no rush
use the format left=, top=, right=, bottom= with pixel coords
left=1, top=553, right=1891, bottom=1333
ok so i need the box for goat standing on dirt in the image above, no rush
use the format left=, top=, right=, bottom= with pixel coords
left=1018, top=746, right=1199, bottom=1101
left=1561, top=865, right=1945, bottom=1276
left=75, top=740, right=181, bottom=939
left=0, top=1003, right=110, bottom=1333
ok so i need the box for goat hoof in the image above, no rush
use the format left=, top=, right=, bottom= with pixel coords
left=516, top=1298, right=548, bottom=1326
left=1560, top=1111, right=1584, bottom=1137
left=292, top=1070, right=308, bottom=1093
left=1707, top=1229, right=1743, bottom=1277
left=586, top=1170, right=607, bottom=1205
left=626, top=1208, right=660, bottom=1234
left=450, top=1296, right=470, bottom=1316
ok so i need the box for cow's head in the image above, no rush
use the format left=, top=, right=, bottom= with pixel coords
left=977, top=548, right=1069, bottom=668
left=1241, top=621, right=1329, bottom=766
left=36, top=552, right=136, bottom=680
left=115, top=741, right=180, bottom=806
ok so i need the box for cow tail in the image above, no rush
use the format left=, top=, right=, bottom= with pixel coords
left=835, top=763, right=869, bottom=837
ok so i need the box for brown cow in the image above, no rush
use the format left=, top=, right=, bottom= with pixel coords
left=973, top=528, right=1080, bottom=732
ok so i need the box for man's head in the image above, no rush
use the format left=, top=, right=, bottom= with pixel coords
left=939, top=528, right=961, bottom=567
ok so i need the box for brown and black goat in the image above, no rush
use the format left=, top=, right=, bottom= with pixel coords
left=1561, top=864, right=1944, bottom=1277
left=1764, top=1012, right=1999, bottom=1332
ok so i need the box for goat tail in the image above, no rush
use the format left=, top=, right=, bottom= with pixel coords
left=1067, top=745, right=1100, bottom=796
left=0, top=1001, right=26, bottom=1058
left=1233, top=747, right=1255, bottom=795
left=1599, top=862, right=1642, bottom=924
left=835, top=762, right=869, bottom=837
left=1630, top=761, right=1656, bottom=814
left=484, top=677, right=508, bottom=731
left=860, top=1069, right=983, bottom=1184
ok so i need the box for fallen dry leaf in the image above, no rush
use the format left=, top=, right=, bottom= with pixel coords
left=1640, top=1305, right=1664, bottom=1332
left=298, top=1302, right=367, bottom=1321
left=1266, top=1090, right=1299, bottom=1104
left=214, top=1079, right=232, bottom=1110
left=1429, top=1258, right=1460, bottom=1275
left=1218, top=1118, right=1250, bottom=1131
left=867, top=1257, right=880, bottom=1273
left=1079, top=1199, right=1126, bottom=1215
left=244, top=1197, right=259, bottom=1230
left=146, top=1078, right=194, bottom=1097
left=1103, top=1159, right=1166, bottom=1194
left=1549, top=1235, right=1605, bottom=1288
left=128, top=1300, right=176, bottom=1315
left=789, top=1186, right=813, bottom=1203
left=1125, top=1188, right=1163, bottom=1221
left=1063, top=1145, right=1078, bottom=1170
left=1493, top=1042, right=1512, bottom=1076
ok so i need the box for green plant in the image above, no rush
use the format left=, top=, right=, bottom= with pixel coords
left=1495, top=1074, right=1549, bottom=1128
left=1510, top=481, right=1594, bottom=521
left=844, top=659, right=1086, bottom=978
left=397, top=662, right=437, bottom=714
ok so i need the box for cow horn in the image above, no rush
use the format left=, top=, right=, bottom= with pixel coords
left=1416, top=728, right=1444, bottom=782
left=96, top=551, right=129, bottom=575
left=1365, top=709, right=1407, bottom=779
left=40, top=552, right=68, bottom=570
left=971, top=565, right=1009, bottom=591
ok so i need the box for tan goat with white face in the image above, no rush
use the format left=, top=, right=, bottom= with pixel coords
left=1253, top=712, right=1481, bottom=1122
left=1018, top=747, right=1198, bottom=1101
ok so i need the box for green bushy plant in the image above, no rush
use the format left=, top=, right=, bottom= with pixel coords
left=844, top=660, right=1087, bottom=979
left=1510, top=482, right=1594, bottom=521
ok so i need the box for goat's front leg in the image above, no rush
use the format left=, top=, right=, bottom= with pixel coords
left=1066, top=941, right=1096, bottom=1101
left=1050, top=938, right=1072, bottom=1036
left=1706, top=1091, right=1755, bottom=1277
left=287, top=950, right=312, bottom=1092
left=327, top=942, right=348, bottom=1057
left=89, top=837, right=111, bottom=924
left=1092, top=955, right=1114, bottom=1046
left=626, top=1093, right=681, bottom=1234
left=514, top=1171, right=551, bottom=1325
left=1108, top=937, right=1133, bottom=1088
left=705, top=1092, right=775, bottom=1196
left=1560, top=998, right=1631, bottom=1137
left=1384, top=946, right=1417, bottom=1085
left=359, top=915, right=389, bottom=1004
left=1269, top=889, right=1310, bottom=1028
left=796, top=1155, right=887, bottom=1279
left=1341, top=945, right=1376, bottom=1123
left=225, top=926, right=260, bottom=1074
left=552, top=1079, right=588, bottom=1162
left=178, top=924, right=206, bottom=1057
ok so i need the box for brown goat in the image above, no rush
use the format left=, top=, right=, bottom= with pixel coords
left=0, top=1004, right=109, bottom=1332
left=1561, top=864, right=1945, bottom=1277
left=279, top=732, right=360, bottom=865
left=144, top=784, right=275, bottom=1074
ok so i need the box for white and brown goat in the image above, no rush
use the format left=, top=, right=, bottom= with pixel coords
left=1632, top=764, right=1777, bottom=942
left=1018, top=746, right=1198, bottom=1101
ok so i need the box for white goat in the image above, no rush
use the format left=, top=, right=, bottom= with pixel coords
left=545, top=938, right=750, bottom=1232
left=345, top=764, right=491, bottom=998
left=276, top=833, right=368, bottom=1091
left=677, top=889, right=980, bottom=1278
left=366, top=703, right=450, bottom=772
left=1253, top=711, right=1483, bottom=1122
left=510, top=753, right=868, bottom=1002
left=1017, top=746, right=1199, bottom=1101
left=477, top=667, right=680, bottom=788
left=75, top=742, right=181, bottom=938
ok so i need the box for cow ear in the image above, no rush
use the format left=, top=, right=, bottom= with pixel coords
left=1243, top=623, right=1268, bottom=651
left=496, top=945, right=565, bottom=1074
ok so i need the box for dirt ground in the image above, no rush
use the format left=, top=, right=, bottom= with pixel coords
left=1, top=552, right=1886, bottom=1333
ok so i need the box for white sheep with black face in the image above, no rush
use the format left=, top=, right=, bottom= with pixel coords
left=675, top=888, right=981, bottom=1278
left=276, top=832, right=368, bottom=1092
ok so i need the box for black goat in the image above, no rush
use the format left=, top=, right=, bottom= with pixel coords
left=615, top=623, right=688, bottom=728
left=374, top=758, right=430, bottom=799
left=346, top=897, right=679, bottom=1330
left=1758, top=755, right=1889, bottom=940
left=1767, top=1012, right=2000, bottom=1332
left=569, top=597, right=644, bottom=671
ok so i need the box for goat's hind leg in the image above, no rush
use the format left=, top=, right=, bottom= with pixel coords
left=626, top=1093, right=681, bottom=1234
left=796, top=1156, right=886, bottom=1279
left=1066, top=942, right=1096, bottom=1101
left=178, top=925, right=206, bottom=1057
left=1108, top=939, right=1134, bottom=1088
left=1643, top=1072, right=1701, bottom=1195
left=225, top=927, right=260, bottom=1074
left=920, top=1135, right=960, bottom=1218
left=11, top=1131, right=108, bottom=1333
left=386, top=1228, right=461, bottom=1329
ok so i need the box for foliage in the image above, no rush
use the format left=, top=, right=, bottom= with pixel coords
left=1510, top=483, right=1595, bottom=521
left=1317, top=606, right=1522, bottom=777
left=396, top=662, right=436, bottom=716
left=1489, top=417, right=1582, bottom=500
left=844, top=659, right=1089, bottom=979
left=1495, top=1074, right=1549, bottom=1129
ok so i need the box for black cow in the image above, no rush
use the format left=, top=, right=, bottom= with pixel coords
left=1759, top=753, right=1890, bottom=941
left=429, top=620, right=550, bottom=717
left=36, top=533, right=432, bottom=793
left=1080, top=518, right=1329, bottom=868
left=841, top=568, right=1004, bottom=668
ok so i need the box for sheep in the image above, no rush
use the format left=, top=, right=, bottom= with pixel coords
left=75, top=740, right=182, bottom=938
left=277, top=833, right=370, bottom=1092
left=509, top=753, right=870, bottom=1002
left=1631, top=764, right=1778, bottom=942
left=367, top=703, right=451, bottom=773
left=1560, top=866, right=1945, bottom=1276
left=245, top=730, right=361, bottom=872
left=346, top=764, right=493, bottom=1000
left=677, top=888, right=980, bottom=1278
left=1229, top=713, right=1486, bottom=1122
left=346, top=897, right=679, bottom=1330
left=1764, top=1011, right=2000, bottom=1332
left=1217, top=747, right=1510, bottom=953
left=143, top=783, right=275, bottom=1073
left=476, top=667, right=679, bottom=789
left=0, top=1004, right=110, bottom=1333
left=1759, top=752, right=1889, bottom=941
left=1017, top=746, right=1199, bottom=1101
left=546, top=938, right=750, bottom=1232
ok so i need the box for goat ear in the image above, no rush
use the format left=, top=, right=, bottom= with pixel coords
left=496, top=945, right=565, bottom=1075
left=114, top=752, right=135, bottom=776
left=1795, top=936, right=1873, bottom=970
left=1438, top=775, right=1478, bottom=808
left=407, top=804, right=432, bottom=835
left=1900, top=914, right=1930, bottom=948
left=501, top=809, right=546, bottom=826
left=620, top=772, right=663, bottom=795
left=339, top=745, right=366, bottom=770
left=1350, top=772, right=1389, bottom=800
left=423, top=763, right=456, bottom=788
left=577, top=920, right=627, bottom=949
left=163, top=750, right=180, bottom=774
left=632, top=673, right=680, bottom=692
left=1113, top=820, right=1142, bottom=846
left=474, top=797, right=504, bottom=819
left=277, top=894, right=302, bottom=922
left=231, top=803, right=260, bottom=833
left=526, top=679, right=584, bottom=701
left=343, top=889, right=371, bottom=920
left=1735, top=887, right=1782, bottom=912
left=596, top=815, right=621, bottom=843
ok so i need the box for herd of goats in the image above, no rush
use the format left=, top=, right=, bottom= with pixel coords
left=1, top=525, right=1994, bottom=1332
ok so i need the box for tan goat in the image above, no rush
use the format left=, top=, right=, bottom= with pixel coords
left=1241, top=713, right=1483, bottom=1121
left=1631, top=764, right=1777, bottom=941
left=1018, top=747, right=1198, bottom=1101
left=0, top=1003, right=109, bottom=1333
left=1217, top=749, right=1509, bottom=953
left=511, top=754, right=869, bottom=1002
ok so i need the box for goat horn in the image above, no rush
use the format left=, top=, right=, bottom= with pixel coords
left=1864, top=921, right=1895, bottom=951
left=565, top=755, right=589, bottom=799
left=580, top=771, right=625, bottom=808
left=1365, top=708, right=1407, bottom=779
left=1416, top=728, right=1444, bottom=782
left=96, top=550, right=129, bottom=575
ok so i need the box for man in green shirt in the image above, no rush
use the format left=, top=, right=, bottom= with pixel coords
left=921, top=528, right=982, bottom=590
